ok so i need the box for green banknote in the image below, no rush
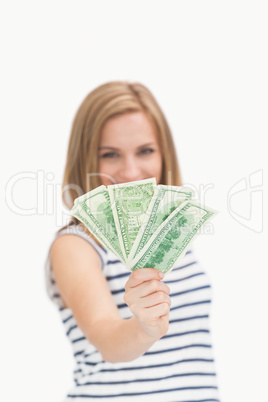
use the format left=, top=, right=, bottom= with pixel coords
left=71, top=186, right=125, bottom=262
left=107, top=178, right=156, bottom=260
left=70, top=178, right=218, bottom=275
left=128, top=201, right=218, bottom=274
left=127, top=185, right=194, bottom=262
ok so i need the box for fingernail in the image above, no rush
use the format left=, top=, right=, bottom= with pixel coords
left=159, top=272, right=164, bottom=279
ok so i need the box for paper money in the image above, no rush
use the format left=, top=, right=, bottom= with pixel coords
left=127, top=185, right=194, bottom=263
left=107, top=178, right=156, bottom=260
left=128, top=200, right=218, bottom=273
left=71, top=178, right=218, bottom=275
left=71, top=185, right=125, bottom=262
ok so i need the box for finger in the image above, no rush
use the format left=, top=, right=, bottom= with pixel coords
left=124, top=280, right=168, bottom=307
left=126, top=280, right=170, bottom=304
left=139, top=280, right=170, bottom=298
left=126, top=268, right=164, bottom=289
left=142, top=302, right=170, bottom=320
left=138, top=292, right=171, bottom=309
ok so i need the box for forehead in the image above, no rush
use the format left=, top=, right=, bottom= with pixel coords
left=100, top=112, right=159, bottom=145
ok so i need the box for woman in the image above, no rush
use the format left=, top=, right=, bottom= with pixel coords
left=45, top=81, right=220, bottom=401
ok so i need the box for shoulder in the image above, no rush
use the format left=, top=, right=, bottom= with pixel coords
left=49, top=229, right=106, bottom=309
left=51, top=224, right=107, bottom=268
left=51, top=232, right=98, bottom=256
left=50, top=232, right=102, bottom=276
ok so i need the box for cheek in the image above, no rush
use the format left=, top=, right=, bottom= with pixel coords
left=99, top=158, right=116, bottom=171
left=98, top=161, right=116, bottom=183
left=144, top=153, right=162, bottom=175
left=98, top=159, right=106, bottom=174
left=155, top=154, right=163, bottom=181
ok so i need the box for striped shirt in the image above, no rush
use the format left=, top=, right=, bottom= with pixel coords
left=45, top=224, right=220, bottom=401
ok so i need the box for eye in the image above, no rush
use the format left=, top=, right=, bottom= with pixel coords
left=139, top=148, right=154, bottom=155
left=100, top=152, right=119, bottom=158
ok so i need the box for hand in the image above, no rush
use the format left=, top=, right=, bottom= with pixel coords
left=124, top=268, right=171, bottom=341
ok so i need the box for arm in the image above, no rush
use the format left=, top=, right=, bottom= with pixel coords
left=50, top=235, right=170, bottom=363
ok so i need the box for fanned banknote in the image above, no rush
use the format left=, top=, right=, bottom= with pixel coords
left=71, top=185, right=125, bottom=262
left=126, top=185, right=195, bottom=263
left=107, top=178, right=156, bottom=261
left=71, top=178, right=218, bottom=275
left=128, top=200, right=218, bottom=273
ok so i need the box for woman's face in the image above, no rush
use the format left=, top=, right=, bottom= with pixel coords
left=98, top=112, right=163, bottom=186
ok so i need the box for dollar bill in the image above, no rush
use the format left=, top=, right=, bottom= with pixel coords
left=107, top=178, right=156, bottom=260
left=128, top=201, right=218, bottom=274
left=70, top=179, right=218, bottom=275
left=71, top=186, right=125, bottom=262
left=127, top=185, right=195, bottom=262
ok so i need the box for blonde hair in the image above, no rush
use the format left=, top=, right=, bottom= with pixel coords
left=60, top=81, right=183, bottom=232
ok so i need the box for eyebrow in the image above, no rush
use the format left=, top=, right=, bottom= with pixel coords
left=99, top=142, right=156, bottom=151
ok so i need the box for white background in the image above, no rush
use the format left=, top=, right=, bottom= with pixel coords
left=1, top=1, right=267, bottom=401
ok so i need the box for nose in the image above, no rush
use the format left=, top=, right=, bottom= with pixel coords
left=119, top=156, right=142, bottom=182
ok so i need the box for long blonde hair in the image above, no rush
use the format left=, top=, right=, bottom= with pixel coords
left=59, top=81, right=183, bottom=233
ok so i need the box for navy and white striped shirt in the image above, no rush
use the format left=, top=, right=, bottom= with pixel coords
left=45, top=224, right=220, bottom=401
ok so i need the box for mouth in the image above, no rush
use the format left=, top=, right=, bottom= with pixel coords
left=115, top=178, right=150, bottom=184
